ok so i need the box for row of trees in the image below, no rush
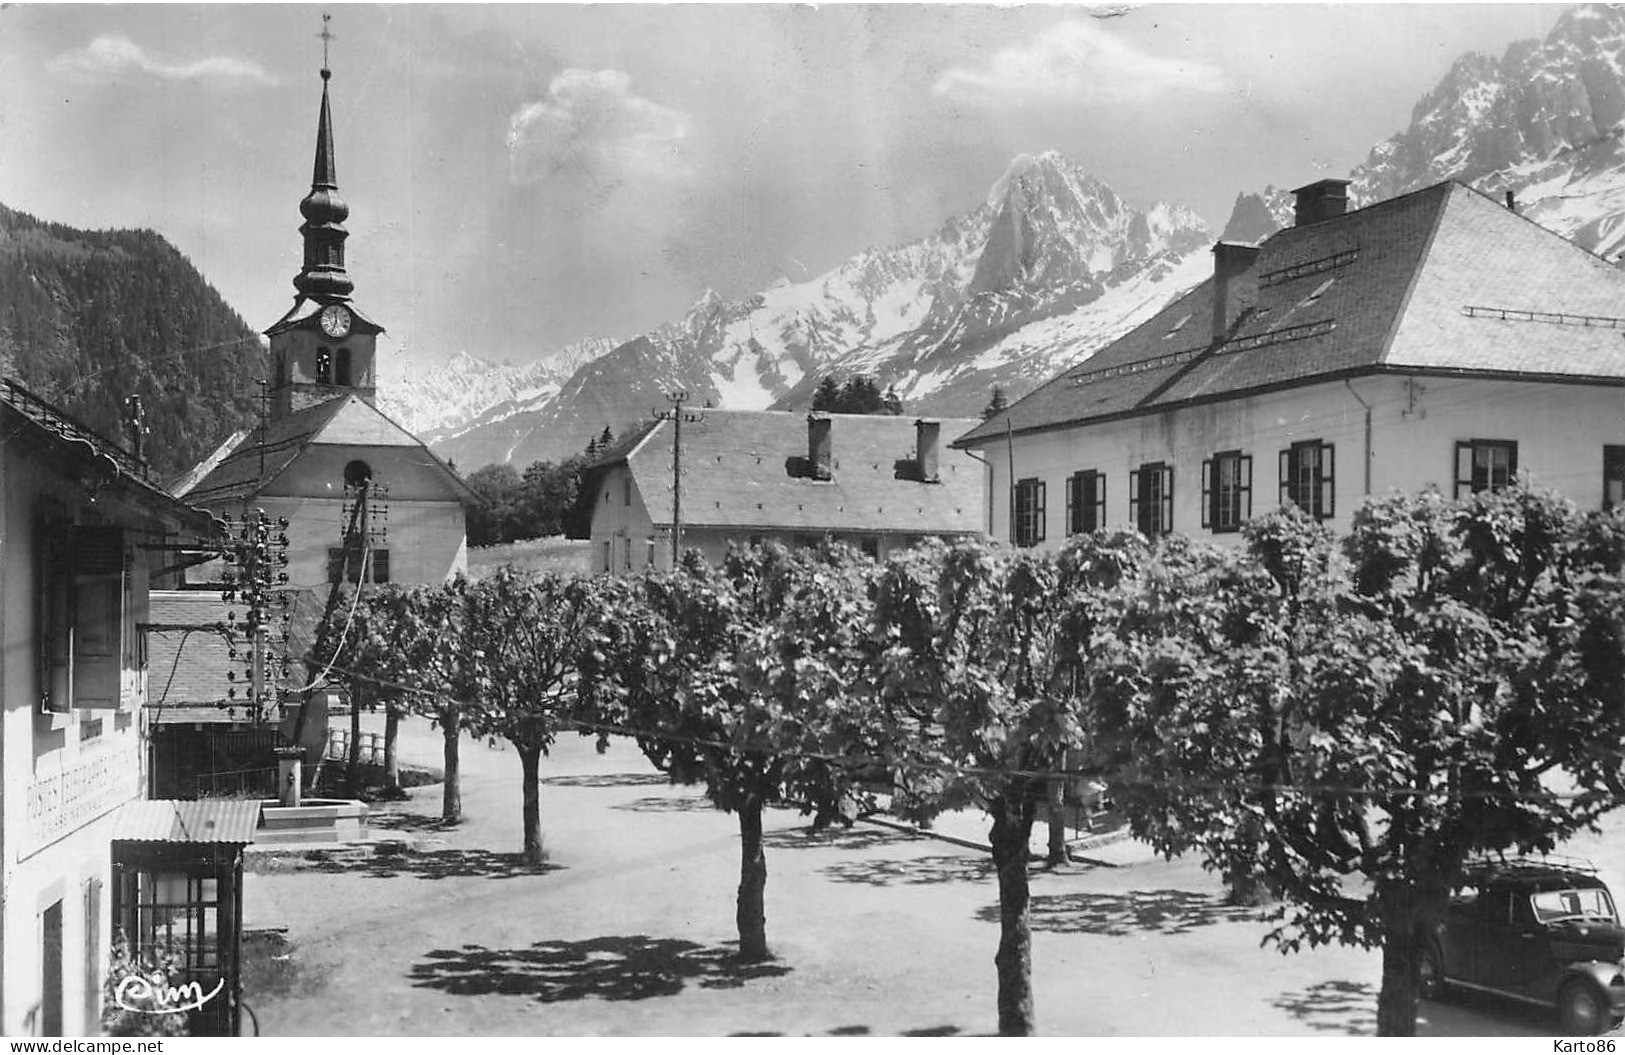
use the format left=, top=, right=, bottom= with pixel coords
left=323, top=485, right=1625, bottom=1036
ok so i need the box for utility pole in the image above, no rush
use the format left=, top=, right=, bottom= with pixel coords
left=657, top=390, right=701, bottom=568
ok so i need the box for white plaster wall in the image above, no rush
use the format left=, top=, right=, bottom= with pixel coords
left=977, top=376, right=1625, bottom=548
left=2, top=454, right=149, bottom=1036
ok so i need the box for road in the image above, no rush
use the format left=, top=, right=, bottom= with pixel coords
left=240, top=716, right=1625, bottom=1037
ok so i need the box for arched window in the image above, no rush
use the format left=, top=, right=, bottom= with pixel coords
left=316, top=347, right=333, bottom=385
left=344, top=460, right=373, bottom=489
left=335, top=347, right=353, bottom=387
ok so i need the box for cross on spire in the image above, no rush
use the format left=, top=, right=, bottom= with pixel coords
left=319, top=12, right=333, bottom=80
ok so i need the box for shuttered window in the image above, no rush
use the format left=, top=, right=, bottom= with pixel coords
left=1129, top=463, right=1174, bottom=536
left=1604, top=446, right=1625, bottom=511
left=1065, top=470, right=1106, bottom=535
left=1454, top=439, right=1517, bottom=498
left=1013, top=478, right=1046, bottom=547
left=1201, top=451, right=1252, bottom=533
left=1280, top=440, right=1335, bottom=520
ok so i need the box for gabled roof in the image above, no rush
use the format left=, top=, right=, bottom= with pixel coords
left=957, top=180, right=1625, bottom=446
left=177, top=394, right=476, bottom=505
left=615, top=409, right=983, bottom=535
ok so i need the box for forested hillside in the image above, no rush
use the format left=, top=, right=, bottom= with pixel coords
left=0, top=203, right=266, bottom=480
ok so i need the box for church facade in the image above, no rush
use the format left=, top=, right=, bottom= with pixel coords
left=174, top=63, right=472, bottom=594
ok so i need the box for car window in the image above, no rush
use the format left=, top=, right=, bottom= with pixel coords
left=1530, top=887, right=1618, bottom=923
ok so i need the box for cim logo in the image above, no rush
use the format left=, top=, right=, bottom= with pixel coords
left=113, top=973, right=224, bottom=1015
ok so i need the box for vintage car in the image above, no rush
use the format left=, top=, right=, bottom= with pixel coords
left=1420, top=857, right=1625, bottom=1035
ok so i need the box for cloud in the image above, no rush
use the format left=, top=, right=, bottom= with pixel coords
left=507, top=68, right=692, bottom=187
left=50, top=35, right=277, bottom=87
left=933, top=19, right=1224, bottom=106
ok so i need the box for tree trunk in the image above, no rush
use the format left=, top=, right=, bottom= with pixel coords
left=383, top=701, right=401, bottom=791
left=518, top=742, right=544, bottom=864
left=346, top=682, right=364, bottom=791
left=440, top=710, right=462, bottom=823
left=1045, top=778, right=1067, bottom=867
left=736, top=796, right=770, bottom=962
left=1374, top=877, right=1444, bottom=1037
left=990, top=790, right=1038, bottom=1036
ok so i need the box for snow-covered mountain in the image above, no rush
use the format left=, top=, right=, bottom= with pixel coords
left=1225, top=4, right=1625, bottom=258
left=430, top=150, right=1212, bottom=469
left=418, top=4, right=1625, bottom=473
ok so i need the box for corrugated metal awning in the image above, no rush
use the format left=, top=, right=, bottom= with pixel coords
left=113, top=799, right=261, bottom=845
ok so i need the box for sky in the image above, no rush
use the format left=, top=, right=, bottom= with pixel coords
left=0, top=3, right=1570, bottom=374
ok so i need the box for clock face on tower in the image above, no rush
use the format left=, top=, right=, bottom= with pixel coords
left=319, top=303, right=353, bottom=338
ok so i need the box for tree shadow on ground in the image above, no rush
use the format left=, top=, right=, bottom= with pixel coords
left=541, top=772, right=671, bottom=788
left=411, top=935, right=790, bottom=1002
left=762, top=824, right=919, bottom=853
left=978, top=889, right=1260, bottom=936
left=370, top=812, right=460, bottom=834
left=298, top=847, right=564, bottom=881
left=610, top=795, right=717, bottom=813
left=1272, top=980, right=1378, bottom=1035
left=820, top=853, right=992, bottom=887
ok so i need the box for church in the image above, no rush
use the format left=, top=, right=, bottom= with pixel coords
left=173, top=59, right=472, bottom=593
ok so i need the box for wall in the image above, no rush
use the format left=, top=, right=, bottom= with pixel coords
left=2, top=454, right=151, bottom=1036
left=976, top=375, right=1625, bottom=548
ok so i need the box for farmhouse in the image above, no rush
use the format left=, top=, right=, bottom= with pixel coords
left=585, top=409, right=986, bottom=572
left=955, top=178, right=1625, bottom=545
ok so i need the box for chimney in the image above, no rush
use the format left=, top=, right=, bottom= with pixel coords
left=1291, top=178, right=1351, bottom=227
left=914, top=419, right=941, bottom=482
left=1211, top=241, right=1262, bottom=343
left=1505, top=190, right=1517, bottom=212
left=807, top=413, right=832, bottom=479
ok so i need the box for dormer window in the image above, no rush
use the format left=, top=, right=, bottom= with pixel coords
left=316, top=348, right=333, bottom=385
left=336, top=347, right=353, bottom=387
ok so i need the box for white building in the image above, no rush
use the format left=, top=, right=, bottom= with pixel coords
left=955, top=179, right=1625, bottom=544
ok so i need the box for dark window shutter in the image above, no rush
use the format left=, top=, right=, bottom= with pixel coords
left=1036, top=481, right=1047, bottom=542
left=1454, top=441, right=1473, bottom=499
left=1065, top=474, right=1077, bottom=535
left=1161, top=466, right=1174, bottom=535
left=372, top=549, right=391, bottom=583
left=1240, top=455, right=1253, bottom=520
left=1321, top=444, right=1335, bottom=518
left=1201, top=458, right=1213, bottom=529
left=1095, top=472, right=1106, bottom=530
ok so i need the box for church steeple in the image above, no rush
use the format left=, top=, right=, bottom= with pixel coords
left=293, top=27, right=353, bottom=303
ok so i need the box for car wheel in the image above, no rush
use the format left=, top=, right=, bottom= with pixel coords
left=1557, top=980, right=1607, bottom=1036
left=1418, top=946, right=1445, bottom=1001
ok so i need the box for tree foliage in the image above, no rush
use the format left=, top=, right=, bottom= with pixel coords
left=809, top=374, right=902, bottom=415
left=1092, top=490, right=1625, bottom=1036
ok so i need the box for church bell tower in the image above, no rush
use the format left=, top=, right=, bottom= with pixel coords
left=265, top=20, right=384, bottom=419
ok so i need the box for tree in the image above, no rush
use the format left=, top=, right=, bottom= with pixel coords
left=583, top=543, right=880, bottom=961
left=599, top=424, right=615, bottom=449
left=982, top=386, right=1009, bottom=420
left=456, top=567, right=599, bottom=863
left=811, top=375, right=843, bottom=413
left=464, top=463, right=525, bottom=546
left=866, top=537, right=1133, bottom=1035
left=349, top=581, right=472, bottom=822
left=517, top=458, right=582, bottom=538
left=1093, top=491, right=1625, bottom=1036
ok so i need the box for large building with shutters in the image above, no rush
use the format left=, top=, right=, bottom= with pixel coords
left=955, top=179, right=1625, bottom=546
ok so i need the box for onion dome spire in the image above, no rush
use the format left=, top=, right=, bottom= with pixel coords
left=293, top=23, right=353, bottom=303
